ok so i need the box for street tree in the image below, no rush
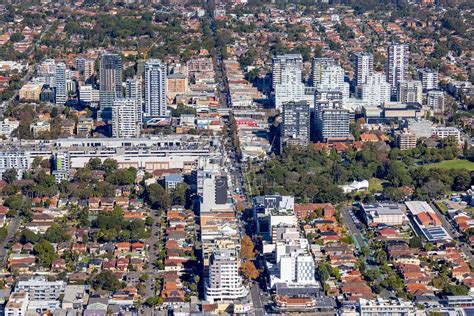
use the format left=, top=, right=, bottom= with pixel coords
left=241, top=260, right=259, bottom=280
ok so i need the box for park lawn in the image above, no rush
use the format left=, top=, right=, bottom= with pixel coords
left=425, top=159, right=474, bottom=171
left=368, top=178, right=384, bottom=192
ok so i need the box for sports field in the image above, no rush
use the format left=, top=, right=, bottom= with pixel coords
left=425, top=159, right=474, bottom=171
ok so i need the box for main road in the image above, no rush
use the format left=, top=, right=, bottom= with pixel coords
left=0, top=215, right=21, bottom=268
left=5, top=21, right=56, bottom=108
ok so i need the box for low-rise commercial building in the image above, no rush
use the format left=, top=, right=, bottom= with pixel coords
left=19, top=83, right=43, bottom=102
left=361, top=203, right=406, bottom=226
left=359, top=298, right=415, bottom=316
left=432, top=126, right=460, bottom=142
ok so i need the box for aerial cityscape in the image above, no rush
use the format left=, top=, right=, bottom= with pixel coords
left=0, top=0, right=473, bottom=315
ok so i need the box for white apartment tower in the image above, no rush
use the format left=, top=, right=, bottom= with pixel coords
left=274, top=82, right=306, bottom=110
left=312, top=57, right=335, bottom=87
left=387, top=44, right=409, bottom=90
left=354, top=52, right=374, bottom=86
left=316, top=64, right=349, bottom=99
left=272, top=54, right=303, bottom=90
left=53, top=151, right=71, bottom=183
left=112, top=98, right=141, bottom=138
left=314, top=90, right=350, bottom=141
left=427, top=90, right=445, bottom=115
left=360, top=73, right=391, bottom=106
left=4, top=292, right=29, bottom=316
left=397, top=80, right=423, bottom=104
left=279, top=252, right=316, bottom=284
left=144, top=59, right=167, bottom=117
left=55, top=62, right=67, bottom=105
left=418, top=68, right=439, bottom=91
left=205, top=249, right=248, bottom=303
left=273, top=54, right=306, bottom=110
left=126, top=77, right=143, bottom=108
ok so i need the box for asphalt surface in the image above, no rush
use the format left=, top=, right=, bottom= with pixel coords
left=250, top=283, right=265, bottom=316
left=341, top=207, right=367, bottom=251
left=0, top=216, right=21, bottom=268
left=142, top=210, right=163, bottom=314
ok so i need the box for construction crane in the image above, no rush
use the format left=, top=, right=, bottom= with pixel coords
left=141, top=37, right=162, bottom=60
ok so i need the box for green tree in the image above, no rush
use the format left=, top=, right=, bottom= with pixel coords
left=144, top=296, right=163, bottom=307
left=34, top=240, right=57, bottom=267
left=443, top=284, right=469, bottom=296
left=2, top=168, right=17, bottom=184
left=375, top=249, right=388, bottom=264
left=0, top=227, right=8, bottom=242
left=91, top=270, right=122, bottom=291
left=10, top=32, right=24, bottom=42
left=145, top=183, right=170, bottom=210
left=453, top=173, right=471, bottom=191
left=45, top=224, right=69, bottom=243
left=170, top=183, right=189, bottom=206
left=21, top=229, right=41, bottom=244
left=409, top=236, right=423, bottom=249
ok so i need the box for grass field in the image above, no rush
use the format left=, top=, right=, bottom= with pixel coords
left=368, top=178, right=384, bottom=192
left=425, top=159, right=474, bottom=171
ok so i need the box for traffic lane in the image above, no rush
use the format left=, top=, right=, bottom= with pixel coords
left=250, top=283, right=265, bottom=316
left=341, top=208, right=365, bottom=250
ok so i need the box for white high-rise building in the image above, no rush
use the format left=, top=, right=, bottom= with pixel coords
left=312, top=58, right=335, bottom=88
left=126, top=77, right=143, bottom=109
left=387, top=44, right=409, bottom=90
left=144, top=59, right=167, bottom=117
left=38, top=59, right=56, bottom=77
left=272, top=54, right=303, bottom=90
left=79, top=85, right=100, bottom=104
left=274, top=82, right=305, bottom=110
left=205, top=249, right=248, bottom=303
left=15, top=279, right=65, bottom=301
left=354, top=52, right=374, bottom=86
left=316, top=64, right=349, bottom=99
left=427, top=90, right=445, bottom=115
left=397, top=80, right=423, bottom=104
left=55, top=62, right=67, bottom=105
left=360, top=73, right=391, bottom=106
left=53, top=151, right=71, bottom=183
left=111, top=98, right=141, bottom=138
left=270, top=238, right=317, bottom=287
left=273, top=54, right=308, bottom=110
left=0, top=152, right=29, bottom=179
left=279, top=252, right=316, bottom=285
left=418, top=68, right=438, bottom=91
left=4, top=292, right=29, bottom=316
left=314, top=90, right=350, bottom=141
